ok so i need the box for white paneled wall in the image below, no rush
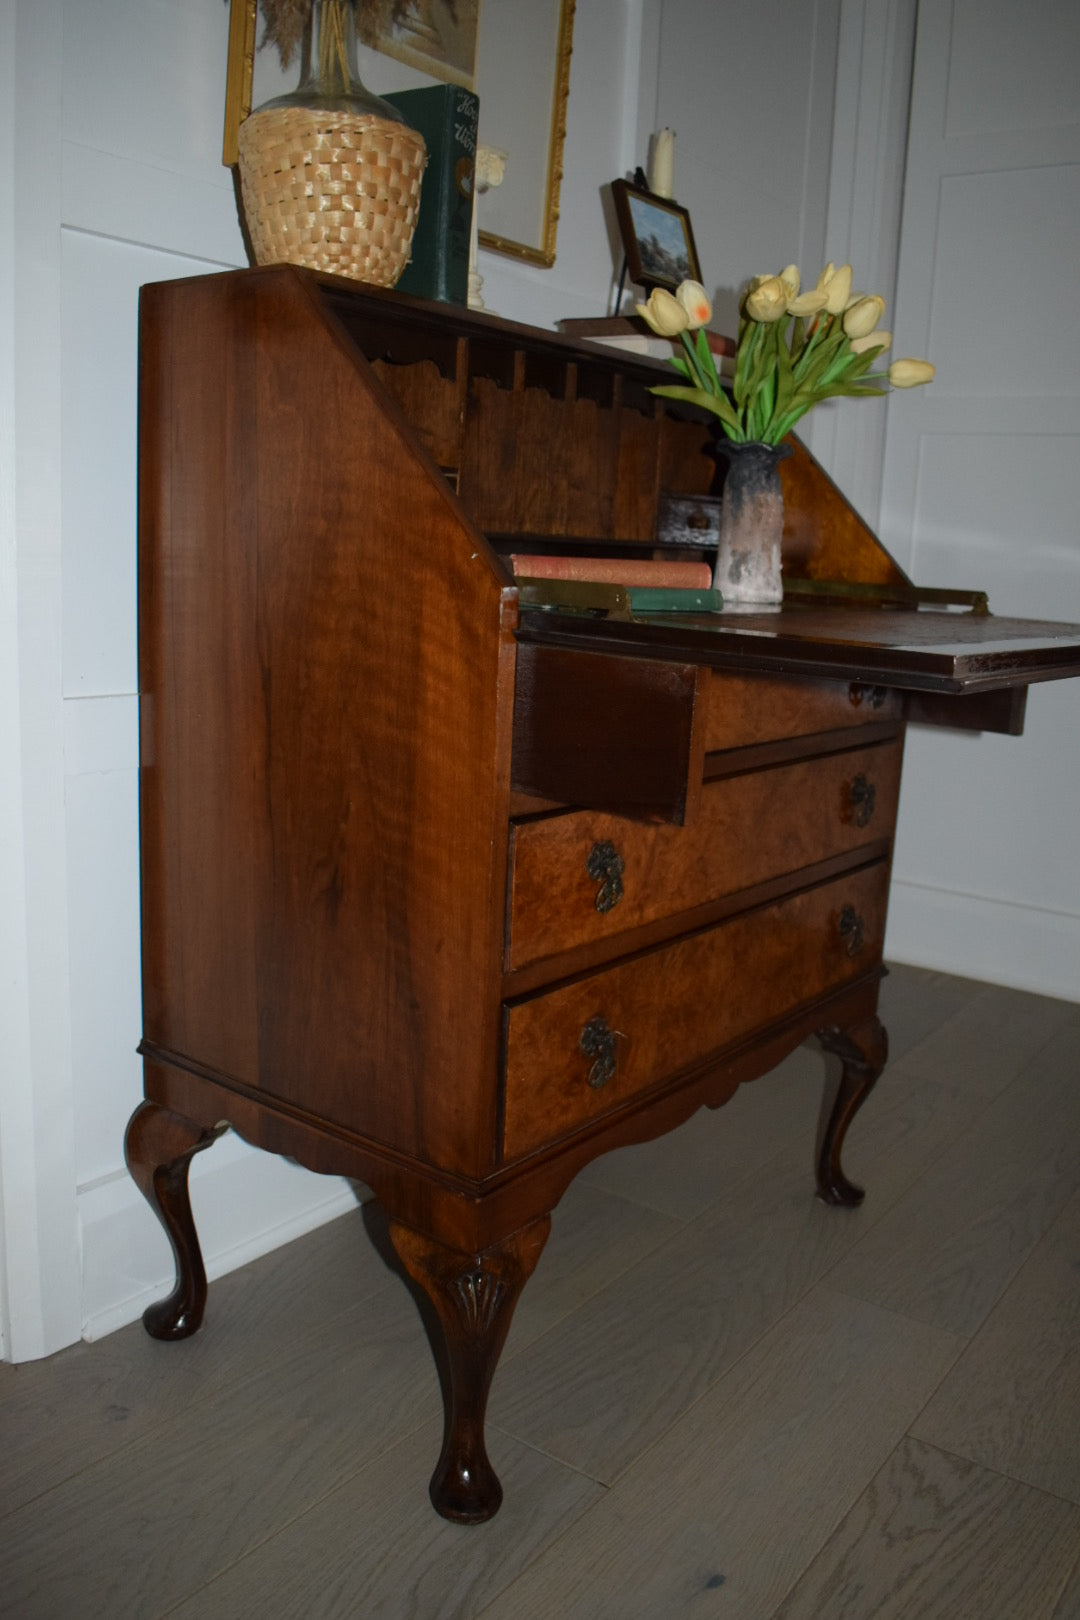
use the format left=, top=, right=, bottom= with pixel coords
left=642, top=0, right=840, bottom=334
left=5, top=0, right=645, bottom=1359
left=879, top=0, right=1080, bottom=1001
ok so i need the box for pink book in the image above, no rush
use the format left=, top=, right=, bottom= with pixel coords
left=511, top=555, right=713, bottom=588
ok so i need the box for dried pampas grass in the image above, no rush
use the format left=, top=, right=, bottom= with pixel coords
left=256, top=0, right=404, bottom=72
left=258, top=0, right=311, bottom=70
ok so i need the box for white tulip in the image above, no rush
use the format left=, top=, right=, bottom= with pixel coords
left=745, top=275, right=788, bottom=323
left=843, top=295, right=886, bottom=339
left=888, top=358, right=935, bottom=388
left=817, top=262, right=853, bottom=314
left=675, top=280, right=713, bottom=330
left=636, top=286, right=689, bottom=336
left=850, top=329, right=891, bottom=355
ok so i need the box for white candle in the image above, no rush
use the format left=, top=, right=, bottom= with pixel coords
left=649, top=128, right=675, bottom=198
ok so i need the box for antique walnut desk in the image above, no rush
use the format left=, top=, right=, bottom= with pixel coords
left=128, top=266, right=1080, bottom=1522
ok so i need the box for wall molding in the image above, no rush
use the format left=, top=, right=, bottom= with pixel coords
left=885, top=880, right=1080, bottom=1006
left=801, top=0, right=917, bottom=524
left=80, top=1136, right=362, bottom=1343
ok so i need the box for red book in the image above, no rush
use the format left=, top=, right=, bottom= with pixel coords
left=511, top=555, right=713, bottom=588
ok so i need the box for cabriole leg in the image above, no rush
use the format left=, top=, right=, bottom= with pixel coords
left=815, top=1015, right=888, bottom=1206
left=124, top=1100, right=226, bottom=1340
left=387, top=1214, right=551, bottom=1524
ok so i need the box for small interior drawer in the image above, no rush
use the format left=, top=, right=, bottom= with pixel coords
left=511, top=643, right=707, bottom=824
left=501, top=859, right=890, bottom=1162
left=704, top=671, right=901, bottom=754
left=506, top=737, right=902, bottom=972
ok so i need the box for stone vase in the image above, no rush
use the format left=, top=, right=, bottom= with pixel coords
left=713, top=440, right=791, bottom=609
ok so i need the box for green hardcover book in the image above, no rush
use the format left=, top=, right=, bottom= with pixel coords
left=627, top=586, right=725, bottom=614
left=383, top=84, right=478, bottom=305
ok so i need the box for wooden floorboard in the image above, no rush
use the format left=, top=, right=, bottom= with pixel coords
left=823, top=1014, right=1080, bottom=1336
left=478, top=1288, right=964, bottom=1620
left=910, top=1185, right=1080, bottom=1505
left=0, top=1197, right=395, bottom=1516
left=770, top=1436, right=1080, bottom=1620
left=4, top=965, right=1079, bottom=1620
left=489, top=1141, right=886, bottom=1484
left=165, top=1421, right=602, bottom=1620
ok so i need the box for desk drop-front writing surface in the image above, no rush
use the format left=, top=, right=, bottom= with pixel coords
left=127, top=267, right=1080, bottom=1523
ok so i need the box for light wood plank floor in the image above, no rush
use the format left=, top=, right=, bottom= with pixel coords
left=3, top=965, right=1079, bottom=1619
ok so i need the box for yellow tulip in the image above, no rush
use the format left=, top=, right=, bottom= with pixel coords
left=850, top=329, right=891, bottom=355
left=816, top=261, right=853, bottom=314
left=843, top=294, right=886, bottom=339
left=745, top=275, right=788, bottom=323
left=888, top=358, right=935, bottom=388
left=778, top=264, right=801, bottom=300
left=675, top=280, right=713, bottom=330
left=788, top=287, right=830, bottom=316
left=636, top=286, right=689, bottom=337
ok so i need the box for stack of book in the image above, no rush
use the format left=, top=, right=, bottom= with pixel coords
left=556, top=316, right=736, bottom=370
left=511, top=554, right=722, bottom=615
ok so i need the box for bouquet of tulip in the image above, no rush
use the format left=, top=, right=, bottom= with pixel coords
left=636, top=263, right=934, bottom=445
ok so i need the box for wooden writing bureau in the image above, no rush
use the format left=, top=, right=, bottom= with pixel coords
left=127, top=266, right=1080, bottom=1522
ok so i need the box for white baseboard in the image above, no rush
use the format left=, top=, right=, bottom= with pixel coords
left=79, top=1133, right=363, bottom=1343
left=885, top=879, right=1080, bottom=1004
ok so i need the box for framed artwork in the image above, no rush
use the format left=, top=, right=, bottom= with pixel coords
left=223, top=0, right=480, bottom=165
left=358, top=0, right=480, bottom=92
left=612, top=178, right=702, bottom=292
left=224, top=0, right=575, bottom=270
left=474, top=0, right=576, bottom=268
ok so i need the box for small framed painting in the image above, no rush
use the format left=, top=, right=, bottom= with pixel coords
left=612, top=178, right=701, bottom=292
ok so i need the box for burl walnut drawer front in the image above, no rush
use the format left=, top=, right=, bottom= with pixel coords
left=704, top=672, right=901, bottom=752
left=506, top=738, right=902, bottom=971
left=501, top=860, right=889, bottom=1161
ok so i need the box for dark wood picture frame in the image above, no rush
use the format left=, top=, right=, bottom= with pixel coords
left=612, top=177, right=702, bottom=291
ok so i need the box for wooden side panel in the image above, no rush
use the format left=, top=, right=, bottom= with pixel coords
left=780, top=438, right=910, bottom=586
left=139, top=269, right=511, bottom=1177
left=138, top=283, right=262, bottom=1085
left=459, top=376, right=664, bottom=544
left=612, top=395, right=662, bottom=541
left=903, top=686, right=1028, bottom=735
left=511, top=386, right=573, bottom=534
left=563, top=393, right=615, bottom=539
left=659, top=410, right=717, bottom=498
left=368, top=355, right=464, bottom=469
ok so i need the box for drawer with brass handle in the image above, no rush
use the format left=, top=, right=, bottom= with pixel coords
left=704, top=671, right=901, bottom=753
left=506, top=738, right=902, bottom=971
left=502, top=859, right=890, bottom=1160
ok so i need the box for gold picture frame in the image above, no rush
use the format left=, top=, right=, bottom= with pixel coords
left=359, top=0, right=480, bottom=92
left=223, top=0, right=257, bottom=168
left=475, top=0, right=575, bottom=269
left=223, top=0, right=575, bottom=269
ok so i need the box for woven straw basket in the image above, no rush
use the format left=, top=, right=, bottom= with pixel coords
left=238, top=105, right=427, bottom=286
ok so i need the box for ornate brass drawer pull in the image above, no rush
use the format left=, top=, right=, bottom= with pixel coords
left=847, top=773, right=877, bottom=828
left=838, top=905, right=866, bottom=956
left=580, top=1015, right=617, bottom=1088
left=586, top=840, right=625, bottom=914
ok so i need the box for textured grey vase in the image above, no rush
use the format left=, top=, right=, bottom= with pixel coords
left=713, top=440, right=791, bottom=608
